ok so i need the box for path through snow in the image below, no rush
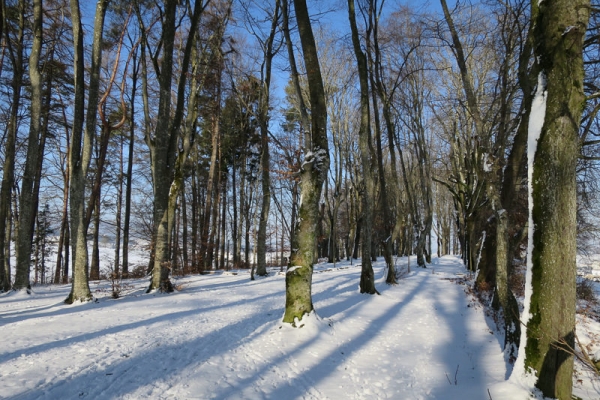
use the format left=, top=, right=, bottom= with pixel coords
left=0, top=256, right=523, bottom=399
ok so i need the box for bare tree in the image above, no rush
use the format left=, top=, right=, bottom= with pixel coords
left=520, top=0, right=589, bottom=397
left=64, top=0, right=111, bottom=303
left=348, top=0, right=377, bottom=294
left=282, top=0, right=330, bottom=324
left=15, top=0, right=44, bottom=291
left=140, top=0, right=210, bottom=292
left=0, top=0, right=26, bottom=292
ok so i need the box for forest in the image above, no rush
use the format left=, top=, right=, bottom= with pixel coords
left=0, top=0, right=597, bottom=398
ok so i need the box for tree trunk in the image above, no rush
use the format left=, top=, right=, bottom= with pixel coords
left=181, top=183, right=189, bottom=272
left=90, top=186, right=101, bottom=281
left=0, top=0, right=4, bottom=292
left=0, top=0, right=25, bottom=292
left=494, top=210, right=520, bottom=363
left=208, top=169, right=221, bottom=270
left=14, top=0, right=43, bottom=291
left=231, top=164, right=239, bottom=267
left=348, top=0, right=377, bottom=295
left=283, top=0, right=330, bottom=325
left=490, top=8, right=536, bottom=356
left=114, top=131, right=124, bottom=277
left=522, top=0, right=589, bottom=397
left=237, top=160, right=245, bottom=267
left=219, top=179, right=227, bottom=269
left=366, top=0, right=395, bottom=284
left=146, top=0, right=205, bottom=292
left=191, top=169, right=199, bottom=270
left=201, top=107, right=221, bottom=270
left=256, top=1, right=279, bottom=277
left=244, top=189, right=252, bottom=268
left=65, top=0, right=108, bottom=304
left=122, top=49, right=138, bottom=280
left=56, top=160, right=71, bottom=286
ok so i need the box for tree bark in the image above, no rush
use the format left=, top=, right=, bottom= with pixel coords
left=366, top=0, right=396, bottom=283
left=256, top=0, right=280, bottom=277
left=283, top=0, right=330, bottom=324
left=145, top=0, right=206, bottom=292
left=523, top=0, right=589, bottom=397
left=0, top=0, right=25, bottom=292
left=348, top=0, right=377, bottom=295
left=65, top=0, right=108, bottom=304
left=14, top=0, right=43, bottom=291
left=122, top=47, right=138, bottom=280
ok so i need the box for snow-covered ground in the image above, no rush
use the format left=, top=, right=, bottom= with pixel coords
left=1, top=255, right=599, bottom=399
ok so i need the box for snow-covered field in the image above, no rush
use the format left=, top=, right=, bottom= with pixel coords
left=1, top=255, right=599, bottom=399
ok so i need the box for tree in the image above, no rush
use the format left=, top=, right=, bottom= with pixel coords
left=141, top=0, right=209, bottom=292
left=251, top=0, right=281, bottom=278
left=365, top=0, right=398, bottom=280
left=122, top=43, right=140, bottom=279
left=520, top=0, right=589, bottom=397
left=282, top=0, right=330, bottom=325
left=13, top=0, right=43, bottom=291
left=439, top=0, right=490, bottom=273
left=348, top=0, right=378, bottom=294
left=198, top=0, right=234, bottom=273
left=0, top=0, right=26, bottom=292
left=64, top=0, right=110, bottom=304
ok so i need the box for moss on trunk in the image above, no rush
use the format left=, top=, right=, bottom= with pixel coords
left=523, top=0, right=589, bottom=397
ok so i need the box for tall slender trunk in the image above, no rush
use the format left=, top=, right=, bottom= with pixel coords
left=0, top=0, right=4, bottom=292
left=0, top=0, right=25, bottom=292
left=65, top=0, right=108, bottom=304
left=56, top=153, right=70, bottom=284
left=366, top=0, right=395, bottom=283
left=14, top=0, right=43, bottom=291
left=231, top=164, right=238, bottom=267
left=237, top=159, right=246, bottom=266
left=181, top=184, right=189, bottom=272
left=201, top=112, right=220, bottom=270
left=256, top=0, right=280, bottom=277
left=283, top=0, right=330, bottom=324
left=370, top=71, right=394, bottom=281
left=280, top=0, right=305, bottom=263
left=191, top=170, right=198, bottom=269
left=146, top=0, right=205, bottom=292
left=348, top=0, right=377, bottom=295
left=208, top=169, right=221, bottom=270
left=90, top=190, right=101, bottom=281
left=244, top=188, right=253, bottom=268
left=122, top=51, right=138, bottom=279
left=114, top=134, right=123, bottom=276
left=219, top=178, right=227, bottom=269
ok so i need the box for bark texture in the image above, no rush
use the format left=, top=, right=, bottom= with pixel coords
left=348, top=0, right=377, bottom=295
left=524, top=0, right=589, bottom=397
left=283, top=0, right=329, bottom=324
left=65, top=0, right=108, bottom=304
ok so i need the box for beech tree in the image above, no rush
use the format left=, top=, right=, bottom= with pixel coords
left=140, top=0, right=209, bottom=292
left=64, top=0, right=111, bottom=303
left=348, top=0, right=377, bottom=294
left=282, top=0, right=330, bottom=325
left=252, top=0, right=281, bottom=278
left=0, top=0, right=26, bottom=292
left=12, top=0, right=43, bottom=291
left=520, top=0, right=590, bottom=397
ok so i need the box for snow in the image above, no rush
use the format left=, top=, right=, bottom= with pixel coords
left=301, top=148, right=328, bottom=172
left=510, top=71, right=547, bottom=386
left=1, top=255, right=598, bottom=399
left=286, top=265, right=302, bottom=274
left=482, top=153, right=491, bottom=172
